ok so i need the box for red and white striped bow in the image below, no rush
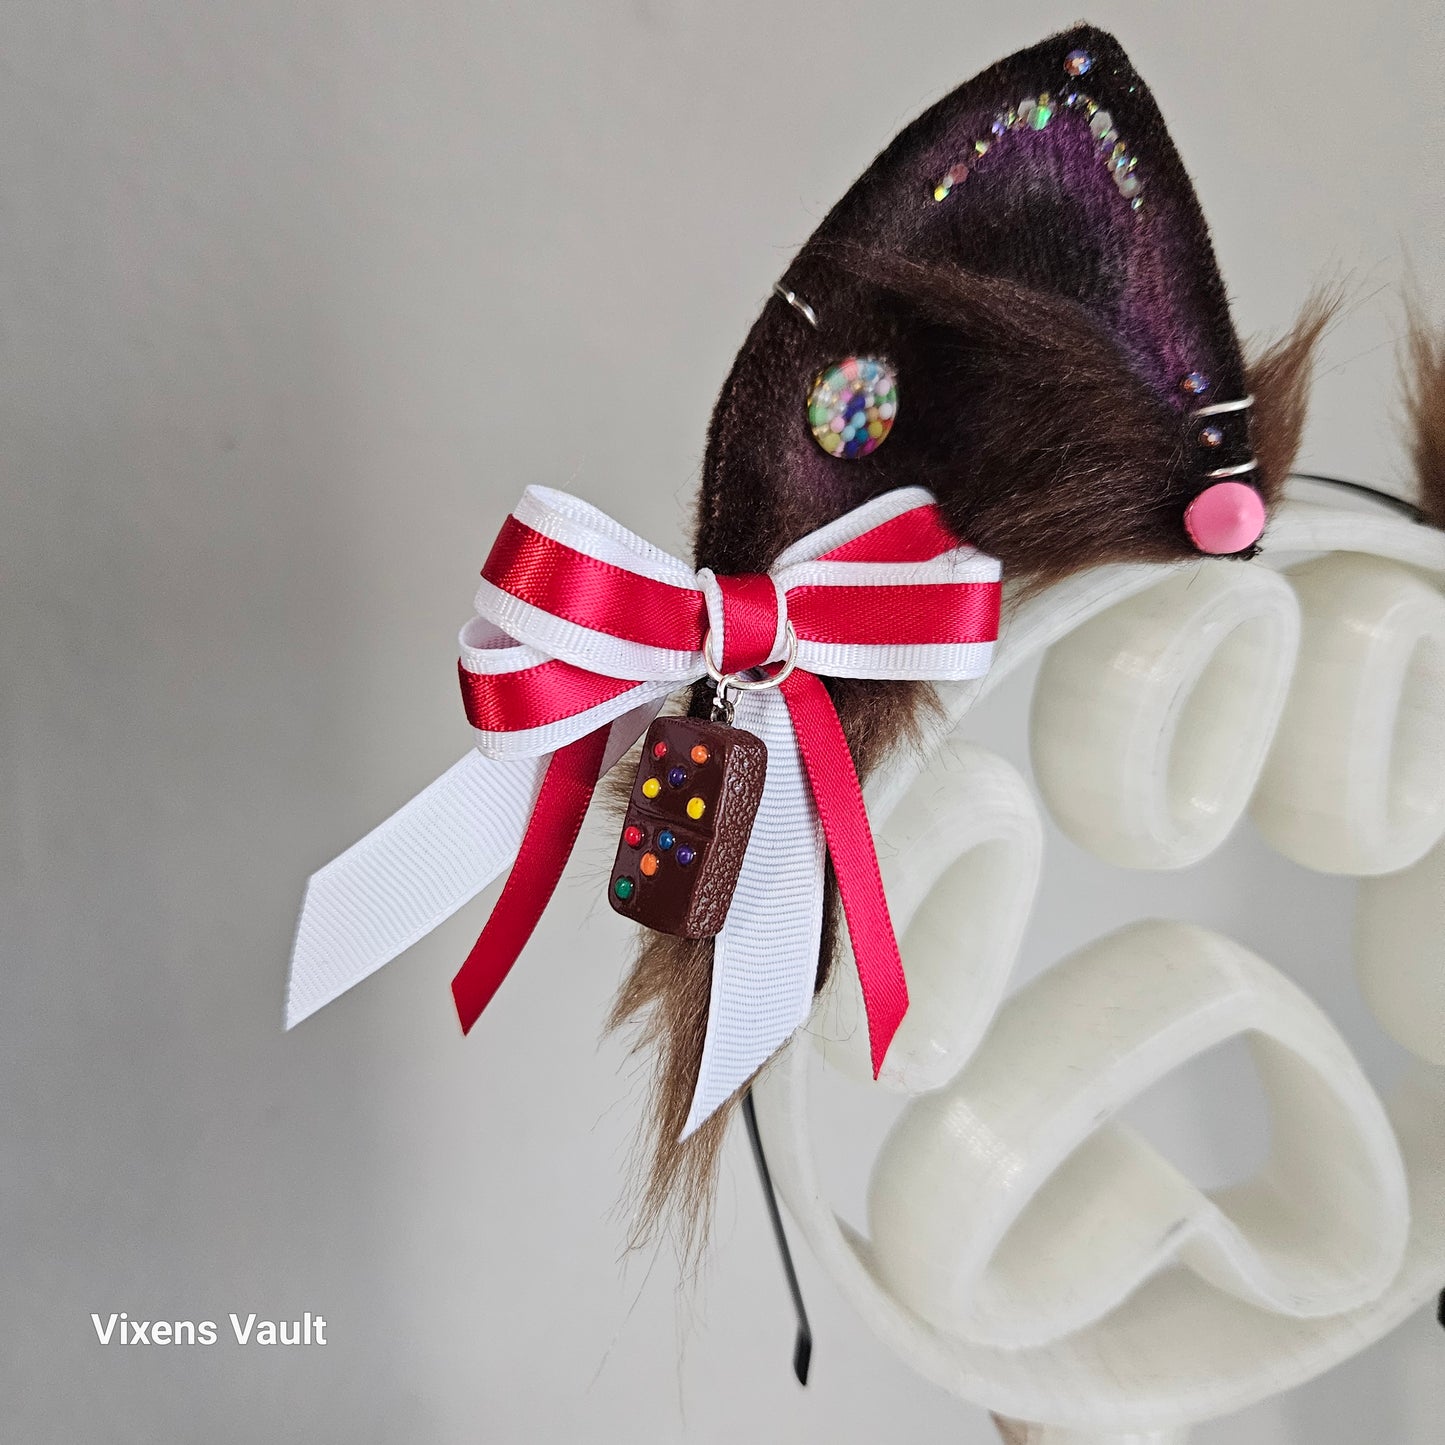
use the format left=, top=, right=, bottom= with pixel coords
left=289, top=485, right=1002, bottom=1134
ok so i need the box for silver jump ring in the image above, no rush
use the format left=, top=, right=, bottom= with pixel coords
left=702, top=620, right=799, bottom=693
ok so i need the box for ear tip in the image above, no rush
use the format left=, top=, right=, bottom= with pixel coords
left=1053, top=21, right=1130, bottom=54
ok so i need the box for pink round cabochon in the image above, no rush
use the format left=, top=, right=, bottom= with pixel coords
left=1183, top=481, right=1267, bottom=554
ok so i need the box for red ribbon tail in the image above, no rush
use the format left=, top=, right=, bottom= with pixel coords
left=450, top=727, right=610, bottom=1033
left=780, top=670, right=909, bottom=1077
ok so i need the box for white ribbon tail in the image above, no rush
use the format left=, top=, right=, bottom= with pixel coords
left=286, top=703, right=662, bottom=1029
left=681, top=688, right=824, bottom=1137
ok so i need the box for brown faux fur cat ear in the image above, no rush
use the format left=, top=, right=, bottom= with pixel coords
left=612, top=22, right=1331, bottom=1254
left=695, top=23, right=1316, bottom=585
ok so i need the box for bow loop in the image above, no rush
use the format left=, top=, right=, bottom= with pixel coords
left=698, top=569, right=789, bottom=675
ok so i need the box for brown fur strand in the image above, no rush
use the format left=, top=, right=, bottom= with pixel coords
left=1245, top=289, right=1339, bottom=502
left=1404, top=304, right=1445, bottom=529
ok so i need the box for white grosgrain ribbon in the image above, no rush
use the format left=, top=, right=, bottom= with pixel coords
left=288, top=484, right=1002, bottom=1136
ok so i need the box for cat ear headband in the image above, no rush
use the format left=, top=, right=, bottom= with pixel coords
left=289, top=25, right=1332, bottom=1235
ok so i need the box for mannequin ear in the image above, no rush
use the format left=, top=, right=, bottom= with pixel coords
left=702, top=24, right=1324, bottom=580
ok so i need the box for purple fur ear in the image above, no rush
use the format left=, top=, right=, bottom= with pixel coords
left=906, top=29, right=1244, bottom=414
left=696, top=24, right=1289, bottom=583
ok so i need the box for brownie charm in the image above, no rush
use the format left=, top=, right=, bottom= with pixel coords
left=609, top=693, right=767, bottom=939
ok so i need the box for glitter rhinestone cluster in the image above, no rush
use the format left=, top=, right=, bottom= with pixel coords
left=807, top=356, right=898, bottom=458
left=931, top=47, right=1146, bottom=216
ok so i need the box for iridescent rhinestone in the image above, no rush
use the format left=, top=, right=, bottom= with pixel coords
left=1089, top=108, right=1113, bottom=140
left=973, top=138, right=991, bottom=157
left=1116, top=171, right=1141, bottom=199
left=933, top=165, right=967, bottom=202
left=1200, top=425, right=1225, bottom=448
left=1031, top=95, right=1054, bottom=129
left=991, top=116, right=1008, bottom=138
left=1017, top=98, right=1037, bottom=127
left=1064, top=48, right=1093, bottom=76
left=1063, top=90, right=1082, bottom=108
left=1130, top=196, right=1145, bottom=213
left=1181, top=371, right=1211, bottom=397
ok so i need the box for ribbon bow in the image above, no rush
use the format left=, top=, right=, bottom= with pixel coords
left=289, top=485, right=1001, bottom=1135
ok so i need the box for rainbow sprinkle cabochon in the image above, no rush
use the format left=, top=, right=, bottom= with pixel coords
left=807, top=356, right=898, bottom=458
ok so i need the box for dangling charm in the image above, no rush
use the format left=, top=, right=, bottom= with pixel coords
left=609, top=705, right=767, bottom=938
left=807, top=356, right=898, bottom=458
left=610, top=624, right=799, bottom=935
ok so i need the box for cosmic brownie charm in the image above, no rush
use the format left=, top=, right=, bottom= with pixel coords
left=609, top=715, right=767, bottom=938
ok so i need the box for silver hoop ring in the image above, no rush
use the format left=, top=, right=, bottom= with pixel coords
left=771, top=282, right=820, bottom=330
left=1192, top=394, right=1255, bottom=418
left=702, top=620, right=799, bottom=692
left=1204, top=458, right=1261, bottom=480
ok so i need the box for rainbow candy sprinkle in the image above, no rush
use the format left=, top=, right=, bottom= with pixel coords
left=807, top=356, right=898, bottom=459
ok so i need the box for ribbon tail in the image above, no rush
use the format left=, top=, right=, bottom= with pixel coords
left=781, top=670, right=909, bottom=1077
left=450, top=727, right=610, bottom=1032
left=681, top=688, right=825, bottom=1138
left=288, top=750, right=547, bottom=1029
left=288, top=702, right=661, bottom=1031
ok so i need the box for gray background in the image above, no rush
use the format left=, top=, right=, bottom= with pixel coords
left=5, top=2, right=1444, bottom=1441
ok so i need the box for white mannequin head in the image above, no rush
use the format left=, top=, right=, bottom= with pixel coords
left=761, top=493, right=1445, bottom=1440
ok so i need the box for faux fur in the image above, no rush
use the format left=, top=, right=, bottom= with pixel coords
left=1405, top=307, right=1445, bottom=528
left=1246, top=289, right=1338, bottom=508
left=609, top=23, right=1329, bottom=1252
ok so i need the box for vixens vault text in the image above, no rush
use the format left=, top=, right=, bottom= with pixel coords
left=91, top=1312, right=328, bottom=1345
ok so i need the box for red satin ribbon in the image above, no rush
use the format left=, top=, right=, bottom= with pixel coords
left=715, top=573, right=780, bottom=673
left=457, top=657, right=635, bottom=733
left=780, top=669, right=908, bottom=1075
left=787, top=583, right=1000, bottom=646
left=449, top=502, right=999, bottom=1076
left=820, top=503, right=959, bottom=563
left=451, top=728, right=609, bottom=1033
left=483, top=517, right=704, bottom=650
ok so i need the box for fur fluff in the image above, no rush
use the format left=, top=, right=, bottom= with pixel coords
left=1246, top=288, right=1338, bottom=504
left=1405, top=306, right=1445, bottom=528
